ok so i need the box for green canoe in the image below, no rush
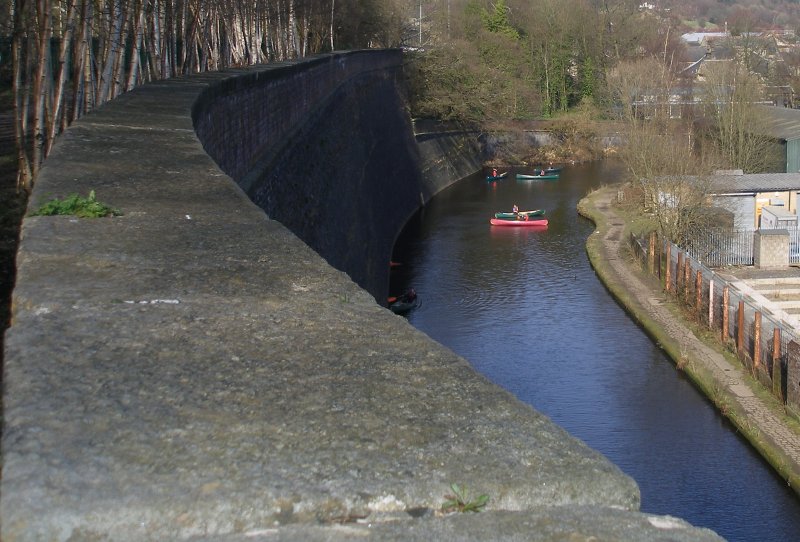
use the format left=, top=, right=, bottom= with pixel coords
left=494, top=209, right=545, bottom=219
left=516, top=173, right=559, bottom=180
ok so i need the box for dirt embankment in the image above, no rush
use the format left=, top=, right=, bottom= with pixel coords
left=483, top=119, right=623, bottom=167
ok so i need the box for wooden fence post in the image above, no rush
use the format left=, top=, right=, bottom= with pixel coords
left=648, top=232, right=655, bottom=274
left=722, top=286, right=729, bottom=341
left=684, top=258, right=691, bottom=304
left=695, top=270, right=702, bottom=314
left=708, top=280, right=714, bottom=328
left=753, top=311, right=761, bottom=370
left=737, top=300, right=745, bottom=355
left=657, top=236, right=662, bottom=280
left=773, top=328, right=783, bottom=401
left=676, top=251, right=683, bottom=294
left=665, top=244, right=672, bottom=293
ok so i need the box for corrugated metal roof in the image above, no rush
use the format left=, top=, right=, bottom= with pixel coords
left=760, top=106, right=800, bottom=141
left=706, top=172, right=800, bottom=193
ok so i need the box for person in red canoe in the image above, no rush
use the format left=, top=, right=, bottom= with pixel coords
left=512, top=204, right=519, bottom=214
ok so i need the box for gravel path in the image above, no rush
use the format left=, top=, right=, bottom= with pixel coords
left=585, top=186, right=800, bottom=489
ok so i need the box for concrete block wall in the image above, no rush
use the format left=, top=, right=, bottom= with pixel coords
left=754, top=229, right=790, bottom=269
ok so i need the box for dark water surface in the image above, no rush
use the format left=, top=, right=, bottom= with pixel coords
left=390, top=161, right=800, bottom=541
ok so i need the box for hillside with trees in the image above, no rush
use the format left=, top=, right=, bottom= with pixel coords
left=406, top=0, right=690, bottom=122
left=5, top=0, right=800, bottom=190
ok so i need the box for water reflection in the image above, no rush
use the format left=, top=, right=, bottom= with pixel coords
left=391, top=161, right=800, bottom=542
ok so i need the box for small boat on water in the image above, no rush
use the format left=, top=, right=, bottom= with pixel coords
left=486, top=171, right=508, bottom=181
left=490, top=217, right=549, bottom=227
left=516, top=173, right=559, bottom=180
left=389, top=289, right=419, bottom=314
left=494, top=209, right=545, bottom=219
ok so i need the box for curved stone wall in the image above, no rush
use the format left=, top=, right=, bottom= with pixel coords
left=191, top=50, right=483, bottom=301
left=0, top=52, right=721, bottom=541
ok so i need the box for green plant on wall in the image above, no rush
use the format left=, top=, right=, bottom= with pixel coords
left=441, top=483, right=489, bottom=513
left=31, top=190, right=121, bottom=218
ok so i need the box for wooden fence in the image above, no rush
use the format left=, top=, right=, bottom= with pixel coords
left=629, top=232, right=800, bottom=417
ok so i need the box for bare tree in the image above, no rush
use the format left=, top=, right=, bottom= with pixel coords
left=608, top=56, right=719, bottom=243
left=12, top=0, right=34, bottom=191
left=698, top=61, right=782, bottom=173
left=9, top=0, right=405, bottom=190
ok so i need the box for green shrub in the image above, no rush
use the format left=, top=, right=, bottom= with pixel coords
left=31, top=190, right=121, bottom=218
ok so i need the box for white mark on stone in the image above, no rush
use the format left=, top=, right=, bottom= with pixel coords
left=647, top=516, right=685, bottom=530
left=368, top=494, right=405, bottom=512
left=34, top=307, right=52, bottom=316
left=185, top=215, right=192, bottom=220
left=244, top=528, right=280, bottom=537
left=124, top=299, right=181, bottom=305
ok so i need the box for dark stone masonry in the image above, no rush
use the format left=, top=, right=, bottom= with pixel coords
left=0, top=50, right=722, bottom=541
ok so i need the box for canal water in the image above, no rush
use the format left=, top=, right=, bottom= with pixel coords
left=389, top=161, right=800, bottom=541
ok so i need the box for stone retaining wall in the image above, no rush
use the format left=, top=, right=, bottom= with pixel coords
left=0, top=51, right=721, bottom=541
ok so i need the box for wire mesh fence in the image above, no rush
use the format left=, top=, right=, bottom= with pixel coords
left=629, top=232, right=800, bottom=409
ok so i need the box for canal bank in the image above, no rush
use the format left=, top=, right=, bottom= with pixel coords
left=578, top=185, right=800, bottom=494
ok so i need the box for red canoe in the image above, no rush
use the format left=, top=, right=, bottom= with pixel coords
left=490, top=217, right=549, bottom=227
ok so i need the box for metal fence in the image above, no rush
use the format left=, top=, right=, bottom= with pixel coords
left=684, top=226, right=800, bottom=267
left=630, top=232, right=800, bottom=410
left=684, top=228, right=754, bottom=267
left=791, top=228, right=800, bottom=265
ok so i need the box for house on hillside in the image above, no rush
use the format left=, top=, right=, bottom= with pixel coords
left=680, top=30, right=798, bottom=108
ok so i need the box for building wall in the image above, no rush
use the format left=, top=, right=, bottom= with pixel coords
left=713, top=194, right=757, bottom=229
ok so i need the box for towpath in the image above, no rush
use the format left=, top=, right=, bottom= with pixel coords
left=581, top=186, right=800, bottom=490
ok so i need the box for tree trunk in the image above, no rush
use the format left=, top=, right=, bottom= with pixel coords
left=126, top=0, right=146, bottom=91
left=30, top=0, right=52, bottom=177
left=12, top=0, right=33, bottom=191
left=329, top=0, right=334, bottom=51
left=45, top=0, right=78, bottom=156
left=288, top=0, right=298, bottom=58
left=68, top=0, right=89, bottom=124
left=98, top=0, right=126, bottom=103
